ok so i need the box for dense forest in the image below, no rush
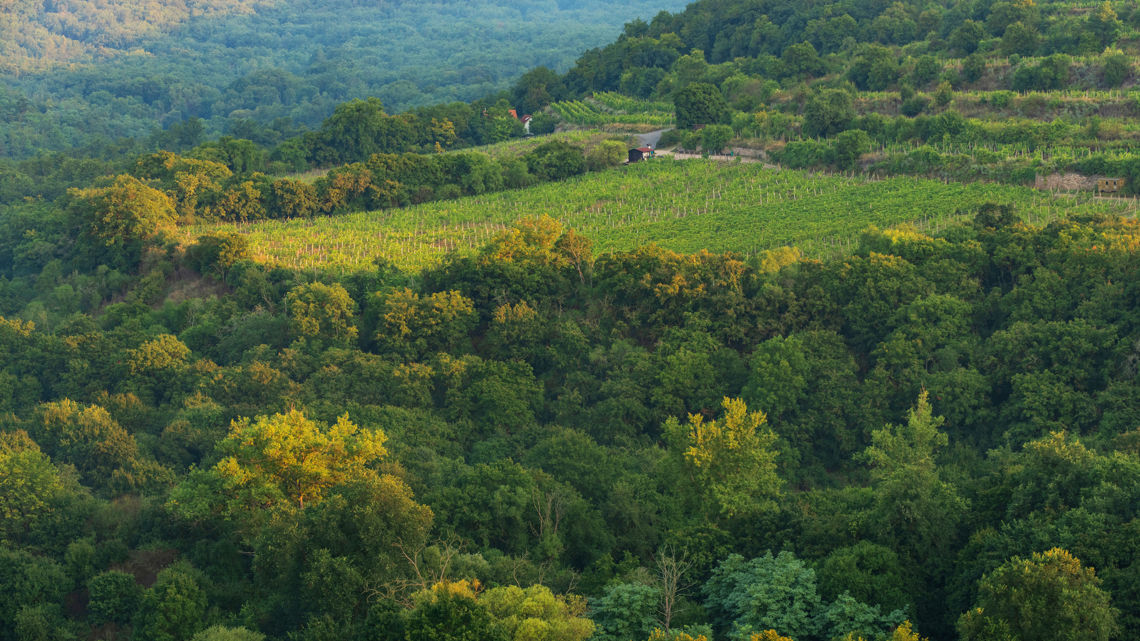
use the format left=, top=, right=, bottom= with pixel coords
left=3, top=0, right=1140, bottom=639
left=3, top=188, right=1138, bottom=641
left=0, top=0, right=689, bottom=158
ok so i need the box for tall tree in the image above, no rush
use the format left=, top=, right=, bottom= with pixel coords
left=664, top=397, right=781, bottom=519
left=865, top=392, right=966, bottom=634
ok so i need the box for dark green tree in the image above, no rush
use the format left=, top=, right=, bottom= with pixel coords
left=134, top=563, right=207, bottom=641
left=674, top=83, right=728, bottom=130
left=802, top=89, right=854, bottom=138
left=524, top=141, right=586, bottom=182
left=87, top=570, right=142, bottom=625
left=834, top=129, right=870, bottom=170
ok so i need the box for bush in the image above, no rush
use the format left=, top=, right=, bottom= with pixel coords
left=834, top=130, right=871, bottom=170
left=87, top=570, right=142, bottom=625
left=901, top=95, right=930, bottom=117
left=674, top=83, right=729, bottom=129
left=774, top=140, right=835, bottom=168
left=658, top=128, right=685, bottom=148
left=529, top=113, right=558, bottom=135
left=700, top=125, right=734, bottom=154
left=186, top=233, right=250, bottom=280
left=586, top=140, right=627, bottom=171
left=961, top=53, right=986, bottom=83
left=681, top=131, right=702, bottom=152
left=802, top=89, right=854, bottom=138
left=524, top=141, right=586, bottom=181
left=1102, top=53, right=1130, bottom=88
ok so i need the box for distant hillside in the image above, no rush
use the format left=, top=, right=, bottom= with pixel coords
left=0, top=0, right=270, bottom=71
left=0, top=0, right=689, bottom=157
left=495, top=0, right=1140, bottom=197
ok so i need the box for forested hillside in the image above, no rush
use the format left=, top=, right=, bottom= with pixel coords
left=0, top=0, right=268, bottom=70
left=0, top=0, right=689, bottom=157
left=516, top=0, right=1140, bottom=193
left=3, top=0, right=1140, bottom=639
left=3, top=190, right=1138, bottom=641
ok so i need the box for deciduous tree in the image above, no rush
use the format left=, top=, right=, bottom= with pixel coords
left=664, top=397, right=781, bottom=519
left=213, top=410, right=387, bottom=511
left=958, top=548, right=1118, bottom=641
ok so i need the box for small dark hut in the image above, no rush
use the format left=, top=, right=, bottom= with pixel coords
left=628, top=147, right=653, bottom=163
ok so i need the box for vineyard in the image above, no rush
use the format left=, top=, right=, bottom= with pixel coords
left=184, top=158, right=1140, bottom=273
left=551, top=93, right=675, bottom=126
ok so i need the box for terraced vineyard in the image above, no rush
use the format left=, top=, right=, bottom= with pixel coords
left=185, top=158, right=1140, bottom=273
left=551, top=92, right=675, bottom=126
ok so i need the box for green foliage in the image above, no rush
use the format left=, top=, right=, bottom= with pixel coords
left=12, top=603, right=75, bottom=641
left=479, top=585, right=594, bottom=641
left=372, top=288, right=476, bottom=359
left=803, top=90, right=854, bottom=138
left=1100, top=53, right=1130, bottom=88
left=958, top=548, right=1118, bottom=641
left=816, top=542, right=910, bottom=613
left=0, top=431, right=83, bottom=547
left=87, top=570, right=142, bottom=625
left=186, top=233, right=250, bottom=280
left=209, top=410, right=387, bottom=512
left=190, top=626, right=265, bottom=641
left=664, top=397, right=781, bottom=519
left=0, top=547, right=70, bottom=641
left=818, top=593, right=907, bottom=641
left=68, top=175, right=176, bottom=266
left=834, top=130, right=870, bottom=170
left=590, top=582, right=664, bottom=641
left=865, top=392, right=966, bottom=557
left=703, top=552, right=822, bottom=640
left=525, top=142, right=587, bottom=182
left=674, top=83, right=728, bottom=130
left=586, top=140, right=628, bottom=172
left=27, top=399, right=162, bottom=495
left=700, top=125, right=734, bottom=154
left=285, top=282, right=359, bottom=346
left=134, top=563, right=207, bottom=641
left=404, top=582, right=509, bottom=641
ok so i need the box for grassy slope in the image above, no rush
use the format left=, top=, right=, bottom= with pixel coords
left=184, top=158, right=1140, bottom=273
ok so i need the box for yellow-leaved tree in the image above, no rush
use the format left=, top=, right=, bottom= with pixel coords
left=664, top=397, right=781, bottom=519
left=213, top=409, right=387, bottom=511
left=480, top=584, right=595, bottom=641
left=751, top=631, right=794, bottom=641
left=840, top=620, right=929, bottom=641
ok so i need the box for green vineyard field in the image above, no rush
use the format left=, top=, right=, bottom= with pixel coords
left=185, top=158, right=1140, bottom=273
